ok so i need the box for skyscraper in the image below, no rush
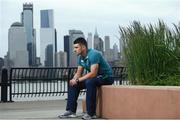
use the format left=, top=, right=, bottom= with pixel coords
left=22, top=3, right=36, bottom=66
left=69, top=30, right=84, bottom=67
left=99, top=37, right=104, bottom=54
left=94, top=28, right=104, bottom=53
left=56, top=51, right=67, bottom=67
left=40, top=9, right=57, bottom=67
left=64, top=35, right=70, bottom=66
left=87, top=32, right=93, bottom=49
left=8, top=22, right=28, bottom=67
left=45, top=44, right=53, bottom=66
left=104, top=36, right=110, bottom=51
left=94, top=28, right=99, bottom=50
left=113, top=43, right=119, bottom=60
left=0, top=57, right=4, bottom=69
left=41, top=9, right=54, bottom=28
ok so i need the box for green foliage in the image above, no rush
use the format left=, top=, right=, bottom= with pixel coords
left=149, top=75, right=180, bottom=86
left=119, top=20, right=180, bottom=85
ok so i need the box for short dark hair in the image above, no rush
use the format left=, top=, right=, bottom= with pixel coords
left=73, top=37, right=87, bottom=48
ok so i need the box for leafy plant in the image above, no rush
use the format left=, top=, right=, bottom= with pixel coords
left=119, top=20, right=180, bottom=85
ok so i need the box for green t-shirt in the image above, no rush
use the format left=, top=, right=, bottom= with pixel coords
left=77, top=49, right=113, bottom=78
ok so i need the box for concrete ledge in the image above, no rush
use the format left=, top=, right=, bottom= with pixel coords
left=83, top=85, right=180, bottom=119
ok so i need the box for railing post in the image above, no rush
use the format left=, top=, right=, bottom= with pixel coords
left=1, top=68, right=8, bottom=102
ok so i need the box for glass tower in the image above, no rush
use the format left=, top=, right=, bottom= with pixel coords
left=64, top=35, right=70, bottom=66
left=40, top=9, right=57, bottom=67
left=22, top=3, right=36, bottom=66
left=41, top=10, right=54, bottom=28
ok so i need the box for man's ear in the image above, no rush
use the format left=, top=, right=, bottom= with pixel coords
left=82, top=45, right=86, bottom=50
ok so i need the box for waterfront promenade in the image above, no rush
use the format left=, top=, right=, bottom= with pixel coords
left=0, top=99, right=84, bottom=120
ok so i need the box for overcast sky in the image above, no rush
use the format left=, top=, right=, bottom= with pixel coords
left=0, top=0, right=180, bottom=58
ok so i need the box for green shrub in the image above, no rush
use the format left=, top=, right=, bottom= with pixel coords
left=119, top=20, right=180, bottom=85
left=149, top=75, right=180, bottom=86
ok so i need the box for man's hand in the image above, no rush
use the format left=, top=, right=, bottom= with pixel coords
left=69, top=78, right=78, bottom=86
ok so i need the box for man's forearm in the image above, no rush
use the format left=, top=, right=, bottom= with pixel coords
left=78, top=72, right=96, bottom=82
left=73, top=73, right=81, bottom=80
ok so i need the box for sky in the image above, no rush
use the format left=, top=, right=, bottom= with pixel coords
left=0, top=0, right=180, bottom=58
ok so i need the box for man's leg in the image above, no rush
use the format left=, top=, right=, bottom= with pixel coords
left=85, top=76, right=114, bottom=116
left=66, top=82, right=85, bottom=113
left=85, top=77, right=99, bottom=116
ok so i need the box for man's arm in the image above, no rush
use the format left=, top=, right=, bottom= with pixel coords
left=78, top=64, right=99, bottom=82
left=69, top=66, right=84, bottom=86
left=73, top=66, right=84, bottom=80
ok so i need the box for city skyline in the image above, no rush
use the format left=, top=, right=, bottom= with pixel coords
left=1, top=0, right=180, bottom=58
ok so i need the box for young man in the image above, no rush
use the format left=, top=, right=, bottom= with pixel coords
left=59, top=37, right=114, bottom=120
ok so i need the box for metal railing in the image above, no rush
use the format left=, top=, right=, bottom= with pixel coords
left=0, top=67, right=127, bottom=102
left=10, top=67, right=77, bottom=98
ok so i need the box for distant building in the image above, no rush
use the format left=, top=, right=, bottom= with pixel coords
left=0, top=58, right=4, bottom=70
left=98, top=37, right=104, bottom=54
left=40, top=9, right=57, bottom=67
left=69, top=30, right=84, bottom=67
left=113, top=43, right=119, bottom=60
left=8, top=22, right=28, bottom=67
left=94, top=28, right=104, bottom=53
left=64, top=35, right=70, bottom=66
left=87, top=32, right=93, bottom=49
left=56, top=51, right=67, bottom=67
left=35, top=57, right=41, bottom=66
left=45, top=44, right=53, bottom=66
left=104, top=36, right=110, bottom=51
left=22, top=3, right=36, bottom=66
left=3, top=54, right=10, bottom=68
left=104, top=49, right=114, bottom=62
left=94, top=28, right=99, bottom=50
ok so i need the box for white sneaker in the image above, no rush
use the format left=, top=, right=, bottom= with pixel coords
left=58, top=110, right=76, bottom=118
left=82, top=113, right=97, bottom=120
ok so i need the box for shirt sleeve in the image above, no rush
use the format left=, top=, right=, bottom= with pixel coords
left=89, top=52, right=100, bottom=65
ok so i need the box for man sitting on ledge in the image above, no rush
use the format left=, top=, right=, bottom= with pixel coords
left=58, top=37, right=114, bottom=120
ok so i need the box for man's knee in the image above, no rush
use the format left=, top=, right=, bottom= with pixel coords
left=68, top=84, right=79, bottom=91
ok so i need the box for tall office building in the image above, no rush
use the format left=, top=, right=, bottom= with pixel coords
left=0, top=58, right=4, bottom=69
left=40, top=9, right=57, bottom=67
left=104, top=49, right=114, bottom=62
left=40, top=10, right=54, bottom=28
left=87, top=32, right=93, bottom=48
left=104, top=36, right=110, bottom=51
left=22, top=3, right=36, bottom=66
left=94, top=28, right=104, bottom=53
left=94, top=28, right=99, bottom=50
left=56, top=51, right=67, bottom=67
left=69, top=30, right=84, bottom=66
left=45, top=44, right=53, bottom=66
left=99, top=37, right=104, bottom=53
left=64, top=35, right=70, bottom=66
left=8, top=22, right=28, bottom=67
left=113, top=43, right=119, bottom=60
left=54, top=29, right=57, bottom=66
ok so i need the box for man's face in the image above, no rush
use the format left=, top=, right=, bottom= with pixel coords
left=73, top=44, right=83, bottom=55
